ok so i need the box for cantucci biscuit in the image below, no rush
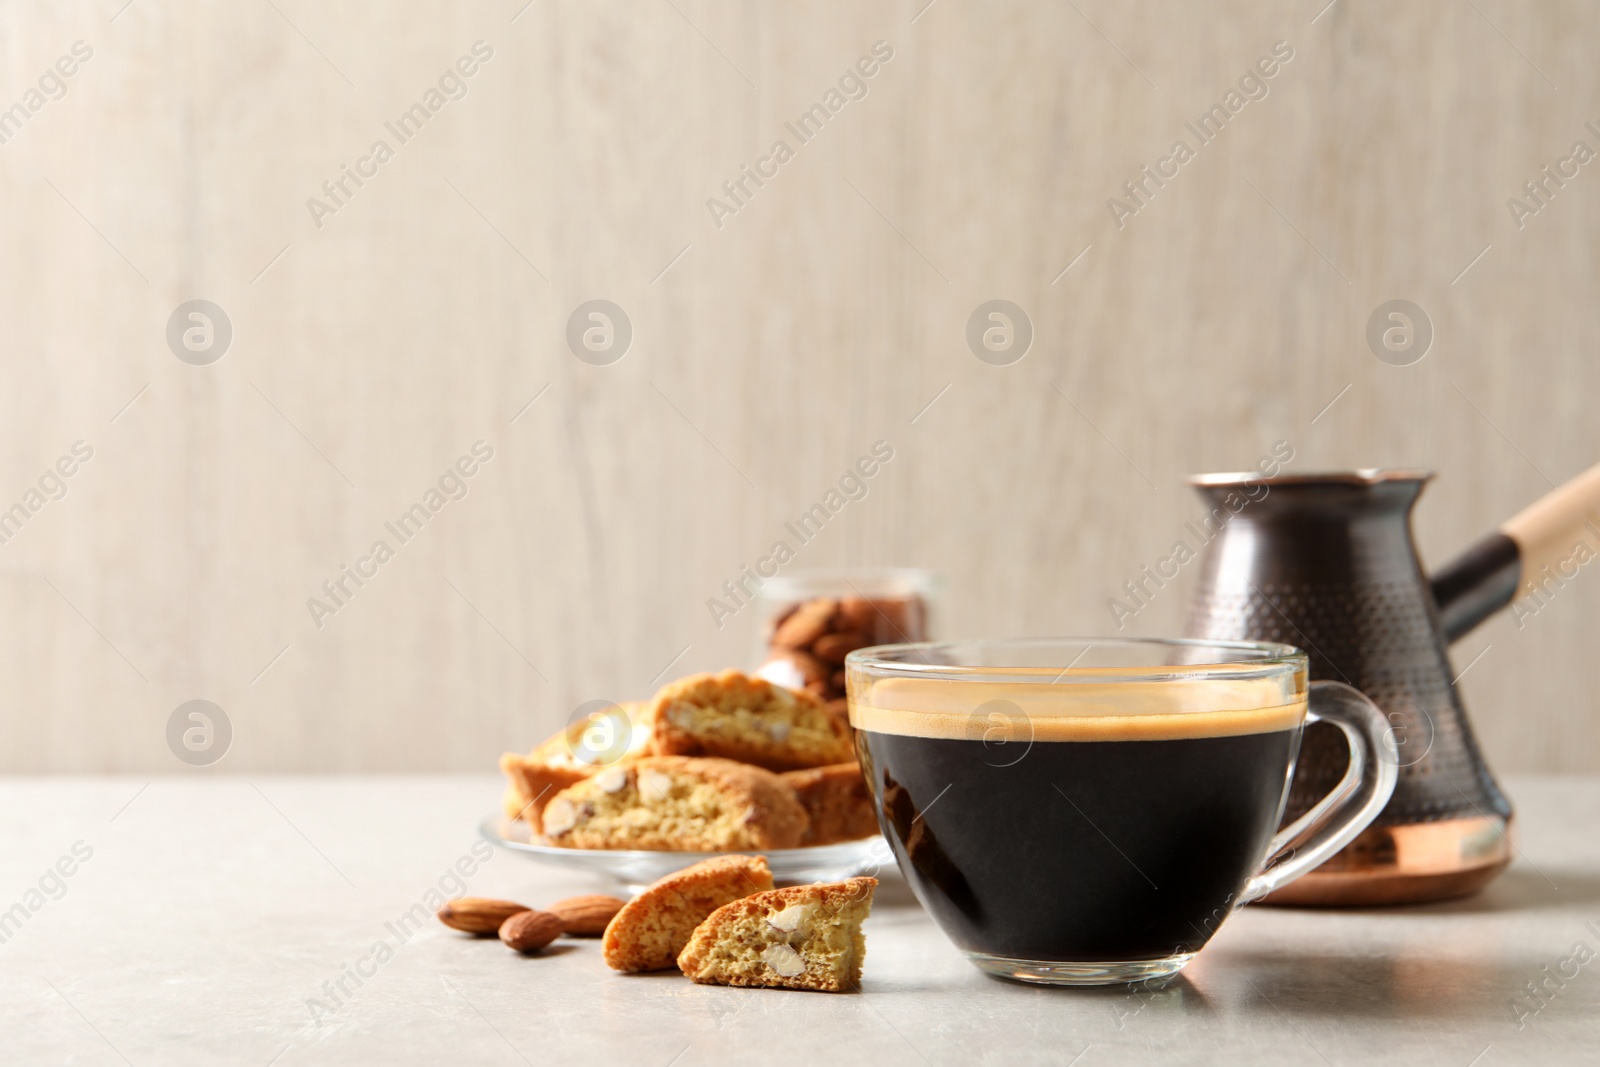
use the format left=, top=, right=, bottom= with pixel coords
left=649, top=670, right=854, bottom=772
left=539, top=756, right=809, bottom=851
left=500, top=701, right=651, bottom=822
left=677, top=878, right=877, bottom=992
left=782, top=763, right=879, bottom=845
left=601, top=855, right=773, bottom=972
left=499, top=754, right=591, bottom=823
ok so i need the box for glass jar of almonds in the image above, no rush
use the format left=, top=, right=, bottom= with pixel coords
left=753, top=568, right=940, bottom=712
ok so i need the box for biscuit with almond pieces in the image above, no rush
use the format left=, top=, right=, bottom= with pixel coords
left=540, top=756, right=809, bottom=851
left=499, top=702, right=651, bottom=821
left=677, top=877, right=877, bottom=992
left=649, top=670, right=854, bottom=772
left=782, top=763, right=879, bottom=845
left=601, top=855, right=774, bottom=972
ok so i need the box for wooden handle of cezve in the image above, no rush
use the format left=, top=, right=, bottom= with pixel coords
left=1433, top=460, right=1600, bottom=643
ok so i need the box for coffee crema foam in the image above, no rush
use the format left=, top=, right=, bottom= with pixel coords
left=849, top=676, right=1306, bottom=741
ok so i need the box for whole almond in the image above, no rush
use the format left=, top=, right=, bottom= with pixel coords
left=873, top=597, right=917, bottom=640
left=838, top=595, right=918, bottom=641
left=772, top=597, right=836, bottom=649
left=499, top=909, right=564, bottom=954
left=836, top=596, right=879, bottom=633
left=548, top=894, right=627, bottom=937
left=812, top=630, right=869, bottom=664
left=438, top=898, right=530, bottom=936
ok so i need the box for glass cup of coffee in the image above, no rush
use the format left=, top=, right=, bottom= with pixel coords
left=846, top=638, right=1398, bottom=986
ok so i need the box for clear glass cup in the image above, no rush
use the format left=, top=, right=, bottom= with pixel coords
left=845, top=637, right=1398, bottom=986
left=753, top=568, right=940, bottom=705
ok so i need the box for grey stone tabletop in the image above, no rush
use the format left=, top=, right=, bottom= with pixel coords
left=2, top=774, right=1596, bottom=1066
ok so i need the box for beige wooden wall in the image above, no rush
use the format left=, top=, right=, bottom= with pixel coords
left=1, top=0, right=1596, bottom=773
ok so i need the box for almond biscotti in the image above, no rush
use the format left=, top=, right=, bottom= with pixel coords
left=649, top=670, right=855, bottom=772
left=539, top=756, right=810, bottom=851
left=500, top=702, right=651, bottom=822
left=782, top=763, right=879, bottom=846
left=601, top=856, right=774, bottom=972
left=676, top=877, right=877, bottom=992
left=499, top=754, right=592, bottom=823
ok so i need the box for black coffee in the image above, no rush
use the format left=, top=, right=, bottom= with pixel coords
left=855, top=711, right=1301, bottom=962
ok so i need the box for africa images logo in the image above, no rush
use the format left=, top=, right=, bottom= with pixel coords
left=166, top=300, right=232, bottom=365
left=966, top=301, right=1032, bottom=366
left=566, top=300, right=632, bottom=365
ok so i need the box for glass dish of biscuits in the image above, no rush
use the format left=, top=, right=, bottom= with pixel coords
left=485, top=670, right=888, bottom=893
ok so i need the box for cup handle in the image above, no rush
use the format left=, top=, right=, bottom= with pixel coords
left=1238, top=680, right=1400, bottom=904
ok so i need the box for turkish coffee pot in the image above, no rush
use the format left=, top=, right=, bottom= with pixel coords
left=1184, top=463, right=1600, bottom=905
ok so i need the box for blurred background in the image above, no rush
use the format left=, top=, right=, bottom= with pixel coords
left=1, top=0, right=1595, bottom=773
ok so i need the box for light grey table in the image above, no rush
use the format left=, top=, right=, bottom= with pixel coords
left=2, top=775, right=1596, bottom=1065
